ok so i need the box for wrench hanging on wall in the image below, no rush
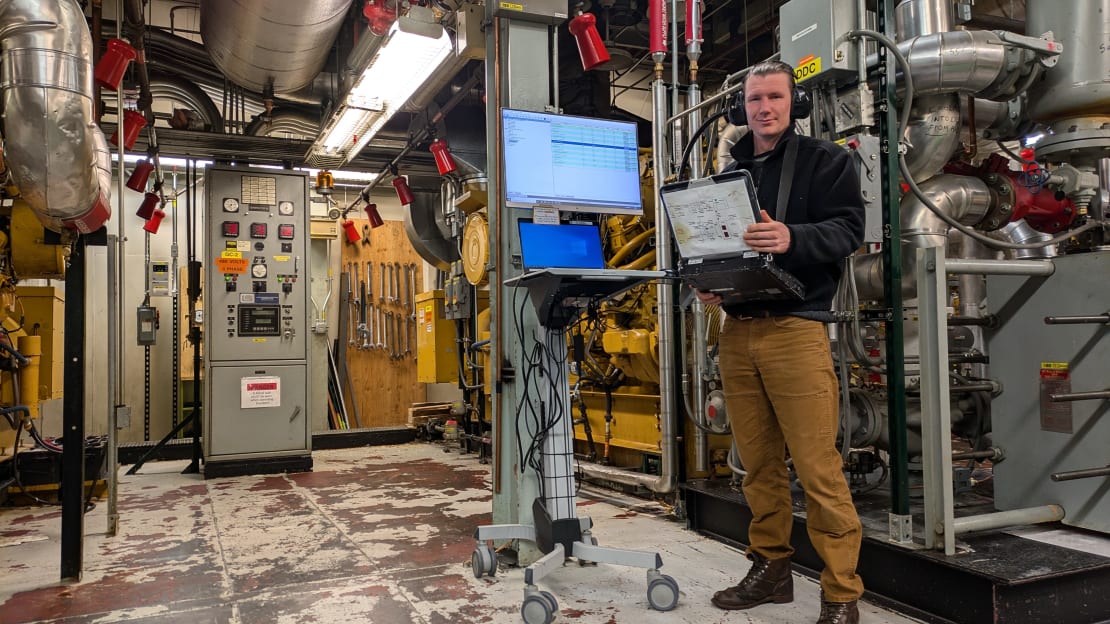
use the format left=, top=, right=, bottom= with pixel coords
left=394, top=262, right=403, bottom=307
left=379, top=262, right=386, bottom=303
left=408, top=263, right=418, bottom=319
left=358, top=270, right=368, bottom=349
left=401, top=262, right=410, bottom=311
left=347, top=262, right=358, bottom=346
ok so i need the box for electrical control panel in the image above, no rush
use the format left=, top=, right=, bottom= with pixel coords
left=204, top=166, right=309, bottom=363
left=203, top=164, right=312, bottom=472
left=779, top=0, right=862, bottom=85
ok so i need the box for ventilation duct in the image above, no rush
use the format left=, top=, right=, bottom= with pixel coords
left=0, top=0, right=112, bottom=233
left=199, top=0, right=352, bottom=94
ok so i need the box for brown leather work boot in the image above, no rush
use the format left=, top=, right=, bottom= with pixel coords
left=710, top=551, right=793, bottom=610
left=816, top=597, right=860, bottom=624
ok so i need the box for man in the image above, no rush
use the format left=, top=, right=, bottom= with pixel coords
left=696, top=60, right=866, bottom=624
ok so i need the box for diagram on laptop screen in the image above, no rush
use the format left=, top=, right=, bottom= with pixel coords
left=663, top=181, right=760, bottom=259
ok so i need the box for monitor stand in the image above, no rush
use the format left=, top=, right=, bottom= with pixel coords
left=471, top=271, right=679, bottom=624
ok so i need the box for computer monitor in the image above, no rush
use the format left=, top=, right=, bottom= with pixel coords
left=501, top=108, right=642, bottom=215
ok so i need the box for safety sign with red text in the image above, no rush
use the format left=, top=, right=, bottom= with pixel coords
left=241, top=376, right=281, bottom=409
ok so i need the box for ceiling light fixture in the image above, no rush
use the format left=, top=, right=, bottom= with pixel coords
left=307, top=7, right=453, bottom=168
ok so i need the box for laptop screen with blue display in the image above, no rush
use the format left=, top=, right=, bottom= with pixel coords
left=518, top=222, right=606, bottom=270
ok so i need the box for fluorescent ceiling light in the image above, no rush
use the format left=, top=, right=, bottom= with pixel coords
left=115, top=154, right=376, bottom=182
left=307, top=9, right=453, bottom=167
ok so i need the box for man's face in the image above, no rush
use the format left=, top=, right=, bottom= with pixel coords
left=743, top=72, right=793, bottom=148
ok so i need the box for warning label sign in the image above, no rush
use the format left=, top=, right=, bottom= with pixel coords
left=1039, top=361, right=1072, bottom=433
left=241, top=376, right=281, bottom=409
left=216, top=257, right=249, bottom=274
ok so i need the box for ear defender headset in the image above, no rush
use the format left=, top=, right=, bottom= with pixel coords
left=725, top=71, right=813, bottom=126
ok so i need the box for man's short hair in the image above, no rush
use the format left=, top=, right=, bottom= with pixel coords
left=743, top=60, right=797, bottom=90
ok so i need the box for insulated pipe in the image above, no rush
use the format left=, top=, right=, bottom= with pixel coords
left=199, top=0, right=352, bottom=94
left=895, top=0, right=953, bottom=41
left=903, top=93, right=962, bottom=182
left=0, top=0, right=112, bottom=233
left=952, top=505, right=1064, bottom=534
left=897, top=30, right=1016, bottom=100
left=854, top=175, right=993, bottom=299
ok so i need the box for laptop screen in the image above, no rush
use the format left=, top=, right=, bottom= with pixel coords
left=659, top=170, right=761, bottom=261
left=519, top=222, right=606, bottom=270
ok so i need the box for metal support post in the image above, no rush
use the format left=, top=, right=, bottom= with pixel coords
left=917, top=247, right=955, bottom=554
left=61, top=237, right=87, bottom=581
left=878, top=0, right=912, bottom=543
left=106, top=235, right=120, bottom=537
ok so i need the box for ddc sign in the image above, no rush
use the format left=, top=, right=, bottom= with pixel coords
left=795, top=54, right=822, bottom=83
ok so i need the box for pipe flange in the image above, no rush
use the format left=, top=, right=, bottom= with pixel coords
left=975, top=174, right=1015, bottom=231
left=1034, top=123, right=1110, bottom=168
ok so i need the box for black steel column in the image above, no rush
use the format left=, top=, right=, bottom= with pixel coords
left=61, top=237, right=87, bottom=581
left=878, top=0, right=910, bottom=518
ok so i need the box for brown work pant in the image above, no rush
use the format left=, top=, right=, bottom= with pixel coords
left=718, top=315, right=864, bottom=602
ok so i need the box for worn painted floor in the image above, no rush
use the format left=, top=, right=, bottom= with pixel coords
left=0, top=444, right=926, bottom=624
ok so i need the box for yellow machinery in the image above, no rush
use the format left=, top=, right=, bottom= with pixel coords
left=416, top=290, right=461, bottom=384
left=0, top=182, right=78, bottom=498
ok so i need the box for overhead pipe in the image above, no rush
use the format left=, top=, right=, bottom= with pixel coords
left=199, top=0, right=352, bottom=94
left=0, top=0, right=112, bottom=233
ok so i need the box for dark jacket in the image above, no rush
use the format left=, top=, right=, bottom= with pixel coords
left=721, top=127, right=865, bottom=320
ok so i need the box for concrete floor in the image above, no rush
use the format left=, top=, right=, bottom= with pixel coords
left=0, top=443, right=926, bottom=624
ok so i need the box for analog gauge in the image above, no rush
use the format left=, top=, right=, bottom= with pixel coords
left=251, top=263, right=268, bottom=278
left=223, top=197, right=240, bottom=212
left=278, top=201, right=295, bottom=216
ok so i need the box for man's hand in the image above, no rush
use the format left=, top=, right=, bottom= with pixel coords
left=692, top=286, right=722, bottom=306
left=743, top=209, right=791, bottom=254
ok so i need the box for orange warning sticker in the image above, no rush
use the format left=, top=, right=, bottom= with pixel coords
left=215, top=257, right=249, bottom=274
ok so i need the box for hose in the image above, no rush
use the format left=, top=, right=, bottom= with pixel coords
left=678, top=110, right=729, bottom=180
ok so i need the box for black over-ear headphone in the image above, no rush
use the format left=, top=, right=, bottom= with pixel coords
left=725, top=83, right=812, bottom=126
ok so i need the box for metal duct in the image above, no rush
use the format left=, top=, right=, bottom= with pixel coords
left=246, top=110, right=319, bottom=138
left=404, top=179, right=459, bottom=271
left=1026, top=0, right=1110, bottom=123
left=897, top=30, right=1018, bottom=101
left=903, top=93, right=961, bottom=182
left=199, top=0, right=352, bottom=94
left=149, top=71, right=223, bottom=131
left=895, top=0, right=953, bottom=40
left=0, top=0, right=111, bottom=233
left=853, top=175, right=992, bottom=299
left=994, top=219, right=1058, bottom=260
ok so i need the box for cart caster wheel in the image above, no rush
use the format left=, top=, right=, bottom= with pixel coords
left=521, top=593, right=556, bottom=624
left=539, top=590, right=558, bottom=613
left=471, top=543, right=497, bottom=578
left=647, top=574, right=679, bottom=611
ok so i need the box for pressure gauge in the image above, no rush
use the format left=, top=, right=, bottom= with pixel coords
left=278, top=201, right=294, bottom=216
left=251, top=263, right=268, bottom=278
left=223, top=197, right=240, bottom=212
